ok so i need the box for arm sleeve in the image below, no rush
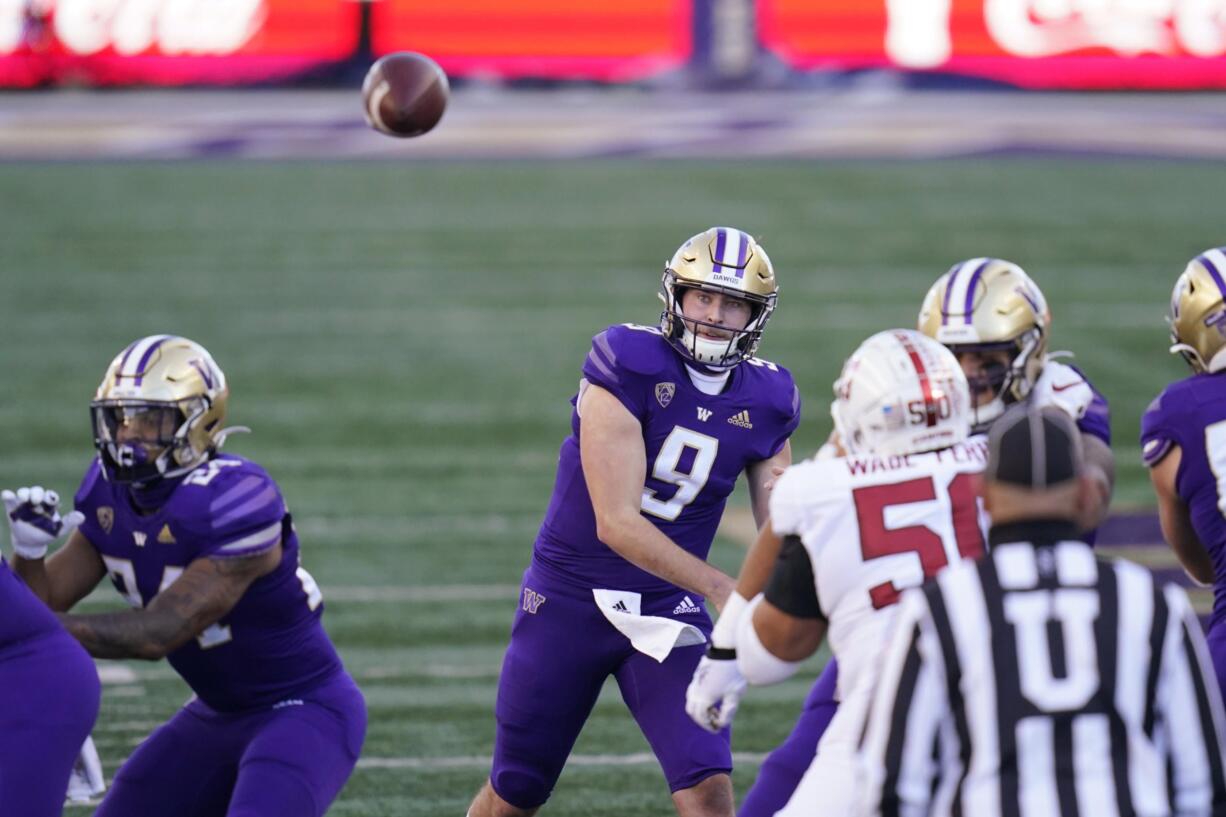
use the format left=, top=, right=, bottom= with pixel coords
left=764, top=535, right=824, bottom=621
left=581, top=328, right=649, bottom=420
left=766, top=381, right=802, bottom=458
left=1140, top=391, right=1181, bottom=469
left=72, top=459, right=105, bottom=547
left=199, top=471, right=286, bottom=560
left=858, top=590, right=949, bottom=817
left=1157, top=585, right=1226, bottom=816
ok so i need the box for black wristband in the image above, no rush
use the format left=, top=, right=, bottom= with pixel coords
left=706, top=646, right=737, bottom=660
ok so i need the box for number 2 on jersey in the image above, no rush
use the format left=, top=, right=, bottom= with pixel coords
left=854, top=472, right=983, bottom=609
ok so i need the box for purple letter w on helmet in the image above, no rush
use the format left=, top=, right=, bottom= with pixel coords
left=712, top=228, right=749, bottom=278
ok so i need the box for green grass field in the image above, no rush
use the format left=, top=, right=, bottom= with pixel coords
left=0, top=158, right=1220, bottom=814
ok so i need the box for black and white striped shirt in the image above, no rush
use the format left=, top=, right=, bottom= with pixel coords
left=858, top=520, right=1226, bottom=817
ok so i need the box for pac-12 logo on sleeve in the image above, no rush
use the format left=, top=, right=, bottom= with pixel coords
left=655, top=383, right=675, bottom=408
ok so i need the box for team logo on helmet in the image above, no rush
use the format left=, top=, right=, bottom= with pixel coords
left=655, top=382, right=676, bottom=408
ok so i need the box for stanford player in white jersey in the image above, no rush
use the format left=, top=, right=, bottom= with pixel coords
left=687, top=329, right=989, bottom=817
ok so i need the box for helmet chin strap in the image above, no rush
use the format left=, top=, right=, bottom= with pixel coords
left=683, top=329, right=740, bottom=371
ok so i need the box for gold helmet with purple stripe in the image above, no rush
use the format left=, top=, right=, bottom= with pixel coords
left=91, top=335, right=232, bottom=483
left=918, top=258, right=1050, bottom=427
left=1170, top=247, right=1226, bottom=374
left=658, top=227, right=778, bottom=369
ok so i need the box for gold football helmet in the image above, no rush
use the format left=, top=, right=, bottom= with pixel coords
left=659, top=227, right=778, bottom=369
left=918, top=258, right=1050, bottom=427
left=91, top=335, right=232, bottom=483
left=1169, top=248, right=1226, bottom=374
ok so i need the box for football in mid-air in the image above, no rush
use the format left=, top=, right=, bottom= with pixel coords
left=361, top=52, right=449, bottom=138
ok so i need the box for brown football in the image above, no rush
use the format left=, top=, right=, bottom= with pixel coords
left=361, top=52, right=449, bottom=138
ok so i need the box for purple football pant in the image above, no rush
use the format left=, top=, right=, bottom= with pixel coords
left=737, top=659, right=838, bottom=817
left=0, top=630, right=100, bottom=817
left=491, top=564, right=732, bottom=810
left=96, top=671, right=365, bottom=817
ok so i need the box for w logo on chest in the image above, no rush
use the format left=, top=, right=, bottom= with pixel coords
left=696, top=407, right=712, bottom=422
left=133, top=531, right=147, bottom=547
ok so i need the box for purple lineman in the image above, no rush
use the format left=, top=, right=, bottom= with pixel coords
left=0, top=542, right=99, bottom=817
left=7, top=335, right=365, bottom=817
left=469, top=228, right=800, bottom=817
left=1143, top=247, right=1226, bottom=708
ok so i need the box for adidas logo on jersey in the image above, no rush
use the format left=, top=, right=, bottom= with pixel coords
left=157, top=524, right=176, bottom=544
left=612, top=600, right=630, bottom=613
left=697, top=407, right=713, bottom=422
left=727, top=410, right=753, bottom=429
left=673, top=596, right=702, bottom=615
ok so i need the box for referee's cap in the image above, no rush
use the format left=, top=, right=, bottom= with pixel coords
left=985, top=404, right=1083, bottom=489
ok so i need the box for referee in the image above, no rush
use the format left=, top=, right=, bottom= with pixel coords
left=857, top=404, right=1226, bottom=817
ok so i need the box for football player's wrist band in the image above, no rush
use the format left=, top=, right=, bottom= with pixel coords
left=706, top=646, right=737, bottom=660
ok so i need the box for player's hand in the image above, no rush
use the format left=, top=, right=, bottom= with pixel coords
left=1, top=486, right=84, bottom=560
left=686, top=651, right=748, bottom=733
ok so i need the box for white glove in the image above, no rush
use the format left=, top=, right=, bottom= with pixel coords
left=1, top=486, right=84, bottom=560
left=65, top=735, right=106, bottom=802
left=686, top=650, right=748, bottom=733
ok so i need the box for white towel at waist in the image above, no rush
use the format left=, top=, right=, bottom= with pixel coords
left=592, top=589, right=706, bottom=663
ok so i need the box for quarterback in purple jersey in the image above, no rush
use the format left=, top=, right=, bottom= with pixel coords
left=0, top=499, right=99, bottom=817
left=468, top=227, right=800, bottom=817
left=6, top=335, right=365, bottom=817
left=718, top=258, right=1116, bottom=817
left=1143, top=246, right=1226, bottom=706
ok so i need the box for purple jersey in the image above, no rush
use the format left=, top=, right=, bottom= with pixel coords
left=533, top=324, right=801, bottom=595
left=0, top=555, right=61, bottom=646
left=73, top=454, right=344, bottom=712
left=1141, top=373, right=1226, bottom=628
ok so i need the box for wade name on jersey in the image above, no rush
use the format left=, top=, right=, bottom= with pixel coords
left=533, top=323, right=801, bottom=595
left=73, top=454, right=344, bottom=712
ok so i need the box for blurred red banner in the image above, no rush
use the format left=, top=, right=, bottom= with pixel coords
left=374, top=0, right=692, bottom=82
left=759, top=0, right=1226, bottom=88
left=0, top=0, right=358, bottom=86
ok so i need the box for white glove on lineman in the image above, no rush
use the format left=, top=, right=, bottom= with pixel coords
left=65, top=735, right=106, bottom=802
left=685, top=592, right=751, bottom=733
left=1, top=486, right=84, bottom=560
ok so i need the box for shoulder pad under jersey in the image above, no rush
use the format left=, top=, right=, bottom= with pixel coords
left=587, top=324, right=675, bottom=379
left=73, top=458, right=105, bottom=511
left=174, top=456, right=286, bottom=558
left=769, top=458, right=851, bottom=540
left=741, top=356, right=800, bottom=418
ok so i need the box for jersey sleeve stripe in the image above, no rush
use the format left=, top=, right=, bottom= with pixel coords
left=214, top=520, right=282, bottom=556
left=593, top=331, right=618, bottom=369
left=209, top=474, right=266, bottom=514
left=585, top=349, right=618, bottom=384
left=212, top=484, right=279, bottom=529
